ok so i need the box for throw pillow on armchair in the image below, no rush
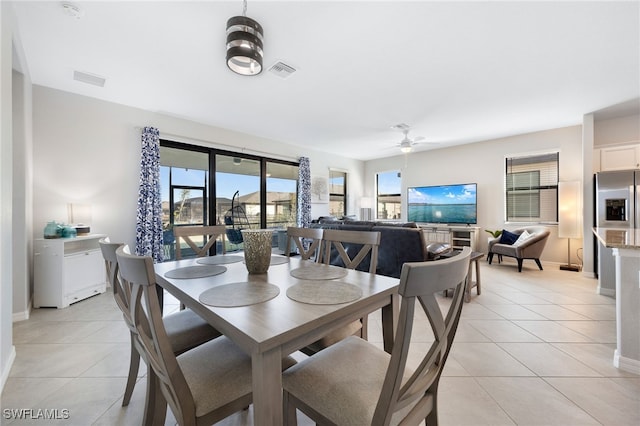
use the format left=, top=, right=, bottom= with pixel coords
left=499, top=229, right=519, bottom=245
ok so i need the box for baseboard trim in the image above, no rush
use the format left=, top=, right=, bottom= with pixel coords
left=597, top=285, right=616, bottom=297
left=1, top=345, right=16, bottom=393
left=614, top=349, right=640, bottom=375
left=12, top=298, right=32, bottom=322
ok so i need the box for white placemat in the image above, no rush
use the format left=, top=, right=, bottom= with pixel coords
left=289, top=263, right=348, bottom=280
left=164, top=265, right=227, bottom=279
left=199, top=282, right=280, bottom=307
left=286, top=281, right=363, bottom=305
left=196, top=255, right=244, bottom=265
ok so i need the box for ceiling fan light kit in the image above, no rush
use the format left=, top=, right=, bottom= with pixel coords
left=226, top=1, right=263, bottom=76
left=392, top=123, right=427, bottom=154
left=400, top=143, right=413, bottom=153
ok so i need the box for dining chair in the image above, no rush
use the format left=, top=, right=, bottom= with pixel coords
left=115, top=245, right=296, bottom=426
left=99, top=239, right=220, bottom=423
left=283, top=247, right=472, bottom=426
left=321, top=228, right=380, bottom=273
left=284, top=227, right=324, bottom=261
left=174, top=225, right=227, bottom=260
left=301, top=229, right=381, bottom=355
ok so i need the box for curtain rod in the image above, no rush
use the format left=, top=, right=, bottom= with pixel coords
left=134, top=127, right=300, bottom=162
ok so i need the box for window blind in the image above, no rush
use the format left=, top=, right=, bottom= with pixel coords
left=505, top=152, right=558, bottom=223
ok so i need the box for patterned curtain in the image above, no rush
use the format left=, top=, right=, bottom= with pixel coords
left=298, top=157, right=311, bottom=228
left=135, top=126, right=164, bottom=262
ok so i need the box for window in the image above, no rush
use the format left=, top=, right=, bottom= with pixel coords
left=505, top=152, right=558, bottom=223
left=376, top=170, right=401, bottom=220
left=329, top=170, right=347, bottom=217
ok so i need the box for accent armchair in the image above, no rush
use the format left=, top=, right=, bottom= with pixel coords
left=487, top=226, right=550, bottom=272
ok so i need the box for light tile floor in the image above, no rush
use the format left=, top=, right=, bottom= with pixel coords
left=2, top=259, right=639, bottom=425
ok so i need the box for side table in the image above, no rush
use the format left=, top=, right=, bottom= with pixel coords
left=443, top=250, right=483, bottom=303
left=466, top=251, right=484, bottom=302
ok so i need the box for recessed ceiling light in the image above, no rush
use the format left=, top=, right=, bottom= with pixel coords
left=62, top=3, right=84, bottom=19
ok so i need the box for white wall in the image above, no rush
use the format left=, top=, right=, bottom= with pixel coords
left=32, top=86, right=365, bottom=251
left=0, top=0, right=16, bottom=392
left=365, top=125, right=584, bottom=267
left=594, top=114, right=640, bottom=147
left=12, top=69, right=33, bottom=322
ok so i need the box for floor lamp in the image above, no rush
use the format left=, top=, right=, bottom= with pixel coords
left=558, top=181, right=581, bottom=272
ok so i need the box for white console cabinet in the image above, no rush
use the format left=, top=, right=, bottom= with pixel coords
left=419, top=225, right=480, bottom=251
left=34, top=234, right=107, bottom=308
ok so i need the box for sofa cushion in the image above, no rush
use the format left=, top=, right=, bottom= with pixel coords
left=499, top=229, right=519, bottom=245
left=513, top=230, right=532, bottom=246
left=372, top=226, right=427, bottom=278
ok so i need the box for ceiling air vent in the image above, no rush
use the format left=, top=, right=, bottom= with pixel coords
left=73, top=70, right=106, bottom=87
left=268, top=61, right=296, bottom=79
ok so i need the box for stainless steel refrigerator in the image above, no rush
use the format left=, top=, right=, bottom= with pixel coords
left=595, top=169, right=640, bottom=295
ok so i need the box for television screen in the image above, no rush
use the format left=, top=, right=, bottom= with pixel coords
left=407, top=183, right=477, bottom=224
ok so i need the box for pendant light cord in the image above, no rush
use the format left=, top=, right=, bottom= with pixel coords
left=242, top=0, right=247, bottom=17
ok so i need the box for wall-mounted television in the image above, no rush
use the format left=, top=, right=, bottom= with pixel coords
left=407, top=183, right=477, bottom=224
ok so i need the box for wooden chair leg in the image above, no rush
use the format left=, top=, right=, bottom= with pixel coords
left=122, top=332, right=140, bottom=406
left=475, top=259, right=481, bottom=295
left=143, top=367, right=167, bottom=426
left=487, top=252, right=494, bottom=264
left=425, top=392, right=438, bottom=426
left=517, top=258, right=523, bottom=272
left=535, top=258, right=543, bottom=270
left=283, top=391, right=298, bottom=426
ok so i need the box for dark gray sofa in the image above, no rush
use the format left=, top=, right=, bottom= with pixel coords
left=310, top=218, right=428, bottom=278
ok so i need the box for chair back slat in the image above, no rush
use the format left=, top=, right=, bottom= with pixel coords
left=116, top=246, right=196, bottom=423
left=99, top=238, right=133, bottom=325
left=174, top=225, right=226, bottom=259
left=285, top=227, right=323, bottom=261
left=320, top=229, right=380, bottom=273
left=373, top=247, right=471, bottom=424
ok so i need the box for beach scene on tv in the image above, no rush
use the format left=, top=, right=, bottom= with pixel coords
left=408, top=183, right=477, bottom=224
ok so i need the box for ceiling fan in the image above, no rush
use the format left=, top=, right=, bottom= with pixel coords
left=390, top=123, right=429, bottom=153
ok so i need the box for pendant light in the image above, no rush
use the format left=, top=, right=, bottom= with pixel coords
left=226, top=0, right=263, bottom=76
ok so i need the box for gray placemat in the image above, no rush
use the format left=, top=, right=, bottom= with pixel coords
left=286, top=281, right=363, bottom=305
left=164, top=265, right=227, bottom=279
left=196, top=255, right=244, bottom=265
left=199, top=282, right=280, bottom=307
left=289, top=263, right=349, bottom=280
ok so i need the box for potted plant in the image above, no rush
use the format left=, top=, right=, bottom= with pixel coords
left=485, top=229, right=502, bottom=238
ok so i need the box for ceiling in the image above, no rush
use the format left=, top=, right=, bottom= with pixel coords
left=11, top=1, right=640, bottom=161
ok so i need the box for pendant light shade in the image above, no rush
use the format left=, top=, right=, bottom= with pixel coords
left=226, top=15, right=263, bottom=75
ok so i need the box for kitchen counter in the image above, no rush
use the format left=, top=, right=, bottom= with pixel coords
left=592, top=227, right=640, bottom=374
left=593, top=227, right=640, bottom=249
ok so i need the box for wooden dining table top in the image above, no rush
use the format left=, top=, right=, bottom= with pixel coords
left=154, top=254, right=399, bottom=426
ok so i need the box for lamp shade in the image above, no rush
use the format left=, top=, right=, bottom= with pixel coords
left=226, top=16, right=263, bottom=75
left=558, top=181, right=582, bottom=239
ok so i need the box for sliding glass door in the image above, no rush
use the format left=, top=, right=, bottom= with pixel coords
left=215, top=155, right=261, bottom=249
left=160, top=141, right=299, bottom=257
left=160, top=146, right=210, bottom=259
left=266, top=162, right=298, bottom=229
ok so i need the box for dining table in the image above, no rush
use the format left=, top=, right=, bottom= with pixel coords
left=154, top=253, right=399, bottom=426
